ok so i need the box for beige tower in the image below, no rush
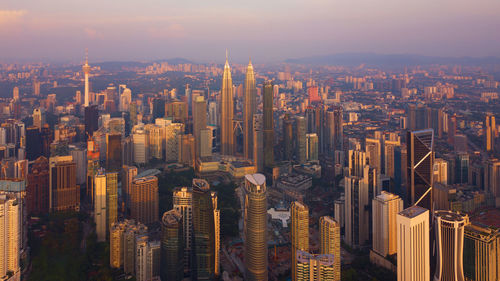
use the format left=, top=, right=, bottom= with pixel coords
left=291, top=201, right=309, bottom=281
left=83, top=49, right=91, bottom=107
left=220, top=51, right=234, bottom=156
left=319, top=216, right=341, bottom=281
left=372, top=191, right=403, bottom=257
left=130, top=176, right=159, bottom=224
left=243, top=173, right=268, bottom=281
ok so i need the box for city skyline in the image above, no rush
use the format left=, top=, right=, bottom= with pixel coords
left=2, top=0, right=500, bottom=62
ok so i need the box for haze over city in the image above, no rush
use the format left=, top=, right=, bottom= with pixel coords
left=2, top=0, right=500, bottom=62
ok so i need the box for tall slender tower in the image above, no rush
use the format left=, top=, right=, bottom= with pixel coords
left=83, top=49, right=91, bottom=107
left=319, top=216, right=341, bottom=281
left=407, top=129, right=434, bottom=212
left=243, top=173, right=268, bottom=281
left=221, top=51, right=234, bottom=155
left=244, top=59, right=256, bottom=160
left=291, top=201, right=309, bottom=281
left=263, top=81, right=274, bottom=169
left=485, top=113, right=496, bottom=152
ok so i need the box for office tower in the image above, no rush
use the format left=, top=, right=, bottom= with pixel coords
left=70, top=146, right=87, bottom=185
left=12, top=86, right=19, bottom=101
left=106, top=172, right=118, bottom=235
left=40, top=124, right=52, bottom=157
left=484, top=159, right=500, bottom=202
left=122, top=165, right=138, bottom=210
left=131, top=176, right=159, bottom=224
left=295, top=116, right=307, bottom=164
left=384, top=140, right=400, bottom=179
left=0, top=194, right=20, bottom=280
left=86, top=136, right=100, bottom=203
left=244, top=59, right=257, bottom=160
left=306, top=133, right=318, bottom=161
left=83, top=50, right=91, bottom=106
left=397, top=206, right=430, bottom=281
left=200, top=128, right=213, bottom=157
left=192, top=179, right=216, bottom=280
left=178, top=134, right=195, bottom=166
left=94, top=170, right=107, bottom=242
left=448, top=114, right=457, bottom=145
left=366, top=138, right=382, bottom=172
left=348, top=149, right=366, bottom=177
left=325, top=106, right=343, bottom=156
left=132, top=125, right=148, bottom=165
left=407, top=129, right=434, bottom=212
left=85, top=105, right=99, bottom=137
left=291, top=201, right=309, bottom=281
left=295, top=251, right=336, bottom=281
left=319, top=216, right=340, bottom=281
left=211, top=191, right=220, bottom=277
left=144, top=124, right=162, bottom=160
left=26, top=156, right=49, bottom=215
left=208, top=101, right=218, bottom=126
left=152, top=98, right=165, bottom=119
left=243, top=173, right=268, bottom=281
left=253, top=114, right=264, bottom=172
left=146, top=240, right=161, bottom=280
left=485, top=113, right=496, bottom=152
left=135, top=234, right=149, bottom=281
left=49, top=156, right=80, bottom=212
left=372, top=191, right=403, bottom=257
left=193, top=95, right=207, bottom=158
left=344, top=174, right=369, bottom=248
left=433, top=158, right=448, bottom=185
left=32, top=108, right=45, bottom=131
left=434, top=211, right=468, bottom=281
left=263, top=81, right=274, bottom=169
left=173, top=187, right=192, bottom=273
left=33, top=79, right=40, bottom=96
left=220, top=52, right=234, bottom=156
left=455, top=153, right=469, bottom=184
left=106, top=133, right=122, bottom=172
left=119, top=87, right=132, bottom=112
left=25, top=127, right=42, bottom=161
left=463, top=223, right=500, bottom=281
left=161, top=209, right=184, bottom=281
left=283, top=114, right=294, bottom=161
left=124, top=223, right=146, bottom=274
left=110, top=222, right=125, bottom=269
left=165, top=122, right=184, bottom=162
left=110, top=219, right=147, bottom=271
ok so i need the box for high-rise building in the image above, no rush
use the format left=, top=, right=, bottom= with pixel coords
left=211, top=191, right=220, bottom=277
left=161, top=209, right=184, bottom=281
left=106, top=172, right=118, bottom=235
left=433, top=158, right=448, bottom=186
left=130, top=176, right=159, bottom=224
left=485, top=113, right=496, bottom=152
left=178, top=134, right=195, bottom=167
left=106, top=133, right=122, bottom=172
left=192, top=95, right=207, bottom=158
left=0, top=194, right=20, bottom=280
left=372, top=191, right=403, bottom=257
left=243, top=173, right=268, bottom=281
left=32, top=108, right=45, bottom=131
left=295, top=116, right=307, bottom=164
left=85, top=105, right=99, bottom=137
left=94, top=170, right=107, bottom=242
left=291, top=201, right=309, bottom=281
left=407, top=129, right=434, bottom=212
left=263, top=81, right=274, bottom=170
left=135, top=234, right=149, bottom=281
left=132, top=125, right=148, bottom=165
left=220, top=52, right=234, bottom=156
left=25, top=127, right=42, bottom=161
left=172, top=186, right=192, bottom=272
left=283, top=114, right=294, bottom=161
left=244, top=59, right=256, bottom=160
left=434, top=210, right=468, bottom=281
left=119, top=87, right=132, bottom=112
left=109, top=219, right=147, bottom=271
left=191, top=178, right=216, bottom=280
left=344, top=173, right=370, bottom=248
left=306, top=133, right=318, bottom=161
left=463, top=222, right=500, bottom=281
left=484, top=159, right=500, bottom=204
left=397, top=206, right=430, bottom=281
left=27, top=156, right=50, bottom=215
left=319, top=216, right=340, bottom=281
left=295, top=251, right=335, bottom=281
left=366, top=138, right=382, bottom=172
left=253, top=114, right=264, bottom=172
left=49, top=156, right=80, bottom=212
left=83, top=50, right=91, bottom=106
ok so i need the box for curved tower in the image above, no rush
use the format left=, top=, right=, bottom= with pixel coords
left=83, top=49, right=91, bottom=107
left=220, top=51, right=234, bottom=156
left=244, top=59, right=256, bottom=159
left=243, top=173, right=268, bottom=281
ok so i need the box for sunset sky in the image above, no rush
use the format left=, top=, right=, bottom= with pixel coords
left=1, top=0, right=500, bottom=63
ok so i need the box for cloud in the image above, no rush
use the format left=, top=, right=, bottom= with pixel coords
left=0, top=10, right=27, bottom=25
left=148, top=24, right=186, bottom=39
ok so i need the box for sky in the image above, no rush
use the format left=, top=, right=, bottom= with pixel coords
left=1, top=0, right=500, bottom=63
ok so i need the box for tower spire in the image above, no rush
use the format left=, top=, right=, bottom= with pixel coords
left=85, top=48, right=88, bottom=65
left=225, top=49, right=228, bottom=64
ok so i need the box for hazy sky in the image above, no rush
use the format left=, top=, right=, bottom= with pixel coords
left=1, top=0, right=500, bottom=63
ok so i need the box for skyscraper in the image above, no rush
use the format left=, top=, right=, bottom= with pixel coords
left=306, top=133, right=318, bottom=161
left=244, top=59, right=256, bottom=160
left=291, top=201, right=309, bottom=281
left=463, top=222, right=500, bottom=281
left=263, top=81, right=274, bottom=169
left=32, top=108, right=45, bottom=131
left=211, top=191, right=220, bottom=277
left=25, top=127, right=42, bottom=161
left=295, top=251, right=336, bottom=281
left=485, top=113, right=496, bottom=152
left=344, top=173, right=370, bottom=248
left=407, top=129, right=434, bottom=212
left=26, top=156, right=49, bottom=215
left=83, top=50, right=91, bottom=107
left=161, top=209, right=184, bottom=281
left=253, top=114, right=264, bottom=172
left=397, top=206, right=430, bottom=281
left=49, top=155, right=80, bottom=212
left=220, top=51, right=234, bottom=156
left=191, top=178, right=215, bottom=280
left=295, top=116, right=307, bottom=164
left=319, top=216, right=341, bottom=281
left=243, top=173, right=268, bottom=281
left=173, top=186, right=192, bottom=273
left=85, top=105, right=99, bottom=137
left=106, top=133, right=122, bottom=172
left=366, top=138, right=382, bottom=172
left=0, top=194, right=20, bottom=280
left=434, top=210, right=468, bottom=281
left=130, top=176, right=159, bottom=224
left=192, top=95, right=207, bottom=158
left=372, top=191, right=403, bottom=257
left=94, top=169, right=107, bottom=242
left=106, top=172, right=118, bottom=235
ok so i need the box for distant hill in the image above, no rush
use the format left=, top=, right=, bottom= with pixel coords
left=155, top=57, right=193, bottom=64
left=285, top=53, right=500, bottom=66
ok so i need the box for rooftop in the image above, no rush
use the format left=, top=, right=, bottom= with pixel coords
left=399, top=206, right=428, bottom=218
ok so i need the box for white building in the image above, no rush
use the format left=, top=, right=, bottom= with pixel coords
left=397, top=206, right=430, bottom=281
left=372, top=191, right=403, bottom=257
left=132, top=125, right=148, bottom=165
left=0, top=194, right=20, bottom=281
left=94, top=170, right=107, bottom=242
